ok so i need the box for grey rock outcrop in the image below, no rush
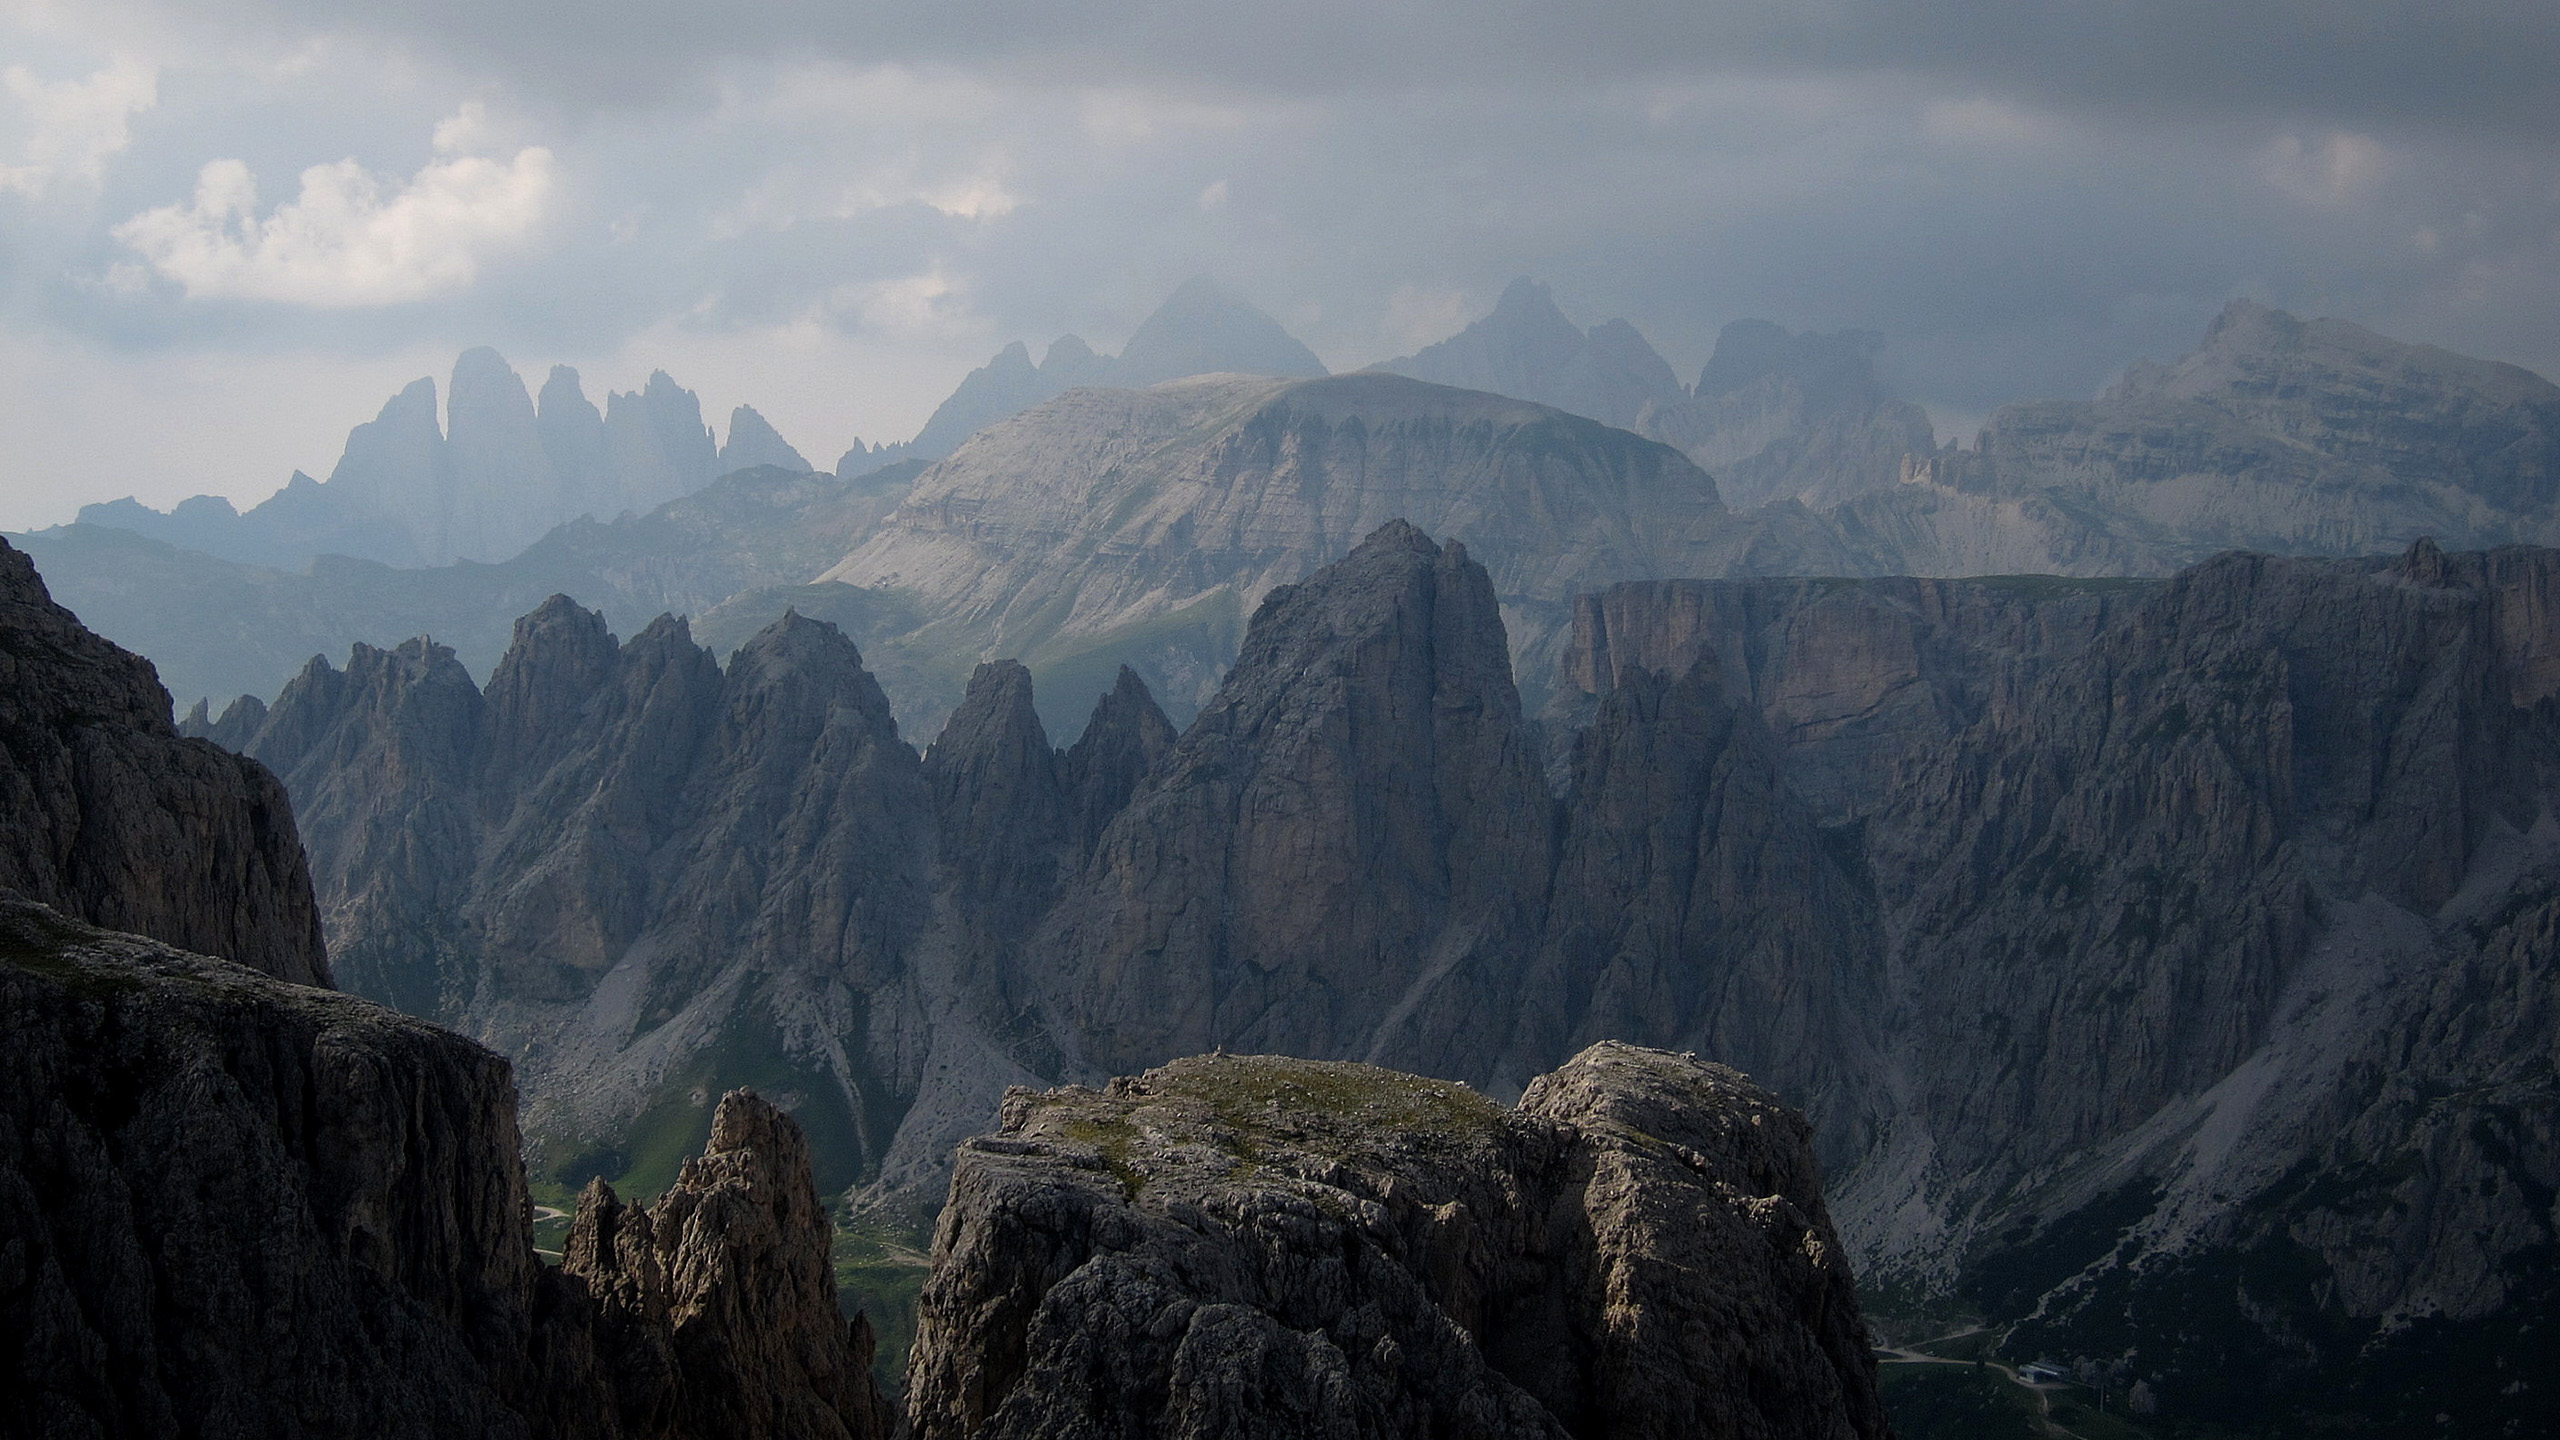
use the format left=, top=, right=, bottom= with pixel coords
left=906, top=1044, right=1885, bottom=1440
left=0, top=897, right=543, bottom=1439
left=0, top=536, right=326, bottom=986
left=564, top=1090, right=898, bottom=1440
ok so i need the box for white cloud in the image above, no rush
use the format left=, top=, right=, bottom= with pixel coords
left=1198, top=178, right=1229, bottom=211
left=0, top=54, right=155, bottom=195
left=110, top=112, right=555, bottom=306
left=836, top=261, right=982, bottom=339
left=2261, top=130, right=2388, bottom=207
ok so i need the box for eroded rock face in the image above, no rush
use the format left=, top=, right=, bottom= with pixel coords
left=906, top=1044, right=1886, bottom=1440
left=0, top=896, right=892, bottom=1440
left=0, top=536, right=327, bottom=986
left=565, top=1091, right=896, bottom=1440
left=0, top=896, right=535, bottom=1438
left=1553, top=541, right=2560, bottom=1432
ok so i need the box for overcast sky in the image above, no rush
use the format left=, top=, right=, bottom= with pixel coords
left=2, top=0, right=2555, bottom=530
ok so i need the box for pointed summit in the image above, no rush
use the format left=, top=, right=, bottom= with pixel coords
left=716, top=404, right=813, bottom=476
left=1375, top=277, right=1683, bottom=430
left=1109, top=277, right=1327, bottom=388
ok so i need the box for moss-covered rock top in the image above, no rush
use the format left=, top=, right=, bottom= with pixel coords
left=997, top=1052, right=1512, bottom=1199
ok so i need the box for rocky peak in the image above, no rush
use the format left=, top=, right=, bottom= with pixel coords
left=1530, top=658, right=1887, bottom=1169
left=564, top=1089, right=894, bottom=1440
left=606, top=370, right=719, bottom=511
left=1375, top=276, right=1685, bottom=431
left=718, top=404, right=814, bottom=476
left=1109, top=275, right=1327, bottom=387
left=1037, top=520, right=1553, bottom=1079
left=1055, top=665, right=1177, bottom=858
left=905, top=1044, right=1886, bottom=1440
left=926, top=661, right=1066, bottom=923
left=1693, top=318, right=1887, bottom=409
left=0, top=537, right=329, bottom=986
left=482, top=594, right=619, bottom=787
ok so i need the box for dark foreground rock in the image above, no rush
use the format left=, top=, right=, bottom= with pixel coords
left=0, top=536, right=327, bottom=986
left=906, top=1043, right=1885, bottom=1440
left=0, top=894, right=889, bottom=1440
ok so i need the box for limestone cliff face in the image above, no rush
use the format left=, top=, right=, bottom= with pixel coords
left=0, top=897, right=892, bottom=1440
left=1519, top=661, right=1888, bottom=1173
left=0, top=536, right=327, bottom=986
left=1034, top=522, right=1555, bottom=1084
left=0, top=898, right=540, bottom=1439
left=905, top=1045, right=1885, bottom=1440
left=1850, top=301, right=2560, bottom=576
left=1548, top=573, right=2146, bottom=817
left=1552, top=542, right=2560, bottom=1431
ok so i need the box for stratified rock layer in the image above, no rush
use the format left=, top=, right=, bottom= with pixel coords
left=906, top=1044, right=1885, bottom=1440
left=0, top=536, right=327, bottom=986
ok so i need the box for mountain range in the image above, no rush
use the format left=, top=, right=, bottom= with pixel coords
left=174, top=517, right=2560, bottom=1435
left=28, top=283, right=2560, bottom=753
left=78, top=353, right=823, bottom=570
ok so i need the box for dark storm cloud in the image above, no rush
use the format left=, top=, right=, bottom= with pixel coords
left=3, top=0, right=2555, bottom=528
left=157, top=0, right=2560, bottom=134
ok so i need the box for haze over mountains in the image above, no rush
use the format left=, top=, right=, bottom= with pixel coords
left=29, top=277, right=2560, bottom=745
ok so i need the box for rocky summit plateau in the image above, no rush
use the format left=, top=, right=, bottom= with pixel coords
left=909, top=1044, right=1886, bottom=1440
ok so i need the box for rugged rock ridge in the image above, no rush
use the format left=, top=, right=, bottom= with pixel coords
left=0, top=536, right=327, bottom=986
left=192, top=594, right=1192, bottom=1204
left=49, top=463, right=912, bottom=717
left=0, top=897, right=891, bottom=1440
left=563, top=1090, right=897, bottom=1440
left=1552, top=541, right=2560, bottom=1432
left=1846, top=300, right=2560, bottom=575
left=208, top=598, right=935, bottom=1190
left=906, top=277, right=1327, bottom=461
left=907, top=1044, right=1885, bottom=1440
left=77, top=354, right=780, bottom=571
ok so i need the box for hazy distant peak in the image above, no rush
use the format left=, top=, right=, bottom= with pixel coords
left=716, top=403, right=812, bottom=476
left=1693, top=320, right=1884, bottom=408
left=1041, top=334, right=1097, bottom=371
left=1111, top=276, right=1327, bottom=387
left=1375, top=276, right=1682, bottom=430
left=450, top=345, right=517, bottom=384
